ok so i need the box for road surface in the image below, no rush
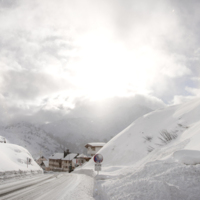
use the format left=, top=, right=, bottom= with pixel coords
left=0, top=173, right=94, bottom=200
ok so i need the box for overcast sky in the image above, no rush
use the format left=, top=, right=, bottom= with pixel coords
left=0, top=0, right=200, bottom=124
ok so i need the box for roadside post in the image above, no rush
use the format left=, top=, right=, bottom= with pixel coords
left=94, top=154, right=103, bottom=175
left=69, top=164, right=72, bottom=173
left=27, top=158, right=32, bottom=168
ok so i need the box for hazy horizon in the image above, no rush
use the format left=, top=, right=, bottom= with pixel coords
left=0, top=0, right=200, bottom=124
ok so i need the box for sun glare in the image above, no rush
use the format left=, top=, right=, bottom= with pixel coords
left=69, top=32, right=157, bottom=100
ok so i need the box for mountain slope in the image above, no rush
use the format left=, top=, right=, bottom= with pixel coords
left=0, top=122, right=62, bottom=158
left=84, top=98, right=200, bottom=167
left=42, top=104, right=152, bottom=151
left=81, top=98, right=200, bottom=200
left=0, top=141, right=41, bottom=172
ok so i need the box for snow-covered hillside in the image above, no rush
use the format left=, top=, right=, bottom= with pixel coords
left=0, top=142, right=41, bottom=172
left=42, top=104, right=152, bottom=153
left=0, top=122, right=62, bottom=158
left=85, top=98, right=200, bottom=167
left=81, top=98, right=200, bottom=200
left=0, top=103, right=154, bottom=157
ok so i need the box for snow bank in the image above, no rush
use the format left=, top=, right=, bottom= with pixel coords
left=0, top=142, right=42, bottom=173
left=173, top=150, right=200, bottom=165
left=95, top=160, right=200, bottom=200
left=84, top=98, right=200, bottom=168
left=79, top=98, right=200, bottom=199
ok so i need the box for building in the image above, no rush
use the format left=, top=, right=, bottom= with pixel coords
left=76, top=154, right=89, bottom=166
left=61, top=153, right=78, bottom=172
left=36, top=156, right=47, bottom=166
left=43, top=160, right=50, bottom=171
left=49, top=149, right=71, bottom=171
left=85, top=142, right=106, bottom=156
left=49, top=153, right=64, bottom=170
left=36, top=158, right=49, bottom=171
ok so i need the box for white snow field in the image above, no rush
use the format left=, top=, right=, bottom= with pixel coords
left=0, top=173, right=94, bottom=200
left=78, top=98, right=200, bottom=200
left=0, top=142, right=94, bottom=200
left=0, top=122, right=62, bottom=159
left=0, top=142, right=42, bottom=179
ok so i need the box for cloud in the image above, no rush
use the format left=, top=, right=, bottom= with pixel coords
left=0, top=0, right=200, bottom=123
left=0, top=0, right=20, bottom=8
left=0, top=69, right=74, bottom=101
left=172, top=95, right=199, bottom=105
left=185, top=87, right=200, bottom=96
left=4, top=94, right=165, bottom=124
left=64, top=94, right=166, bottom=119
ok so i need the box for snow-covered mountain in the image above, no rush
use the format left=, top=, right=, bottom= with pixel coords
left=85, top=98, right=200, bottom=167
left=0, top=104, right=153, bottom=158
left=0, top=141, right=41, bottom=173
left=82, top=98, right=200, bottom=199
left=42, top=104, right=152, bottom=151
left=0, top=122, right=63, bottom=158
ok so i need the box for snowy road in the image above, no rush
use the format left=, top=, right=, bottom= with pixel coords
left=0, top=173, right=94, bottom=200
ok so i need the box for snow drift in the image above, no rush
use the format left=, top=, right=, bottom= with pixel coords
left=80, top=98, right=200, bottom=200
left=85, top=98, right=200, bottom=168
left=173, top=149, right=200, bottom=165
left=0, top=141, right=42, bottom=173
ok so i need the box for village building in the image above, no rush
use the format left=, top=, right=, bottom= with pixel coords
left=49, top=149, right=71, bottom=171
left=85, top=142, right=106, bottom=156
left=49, top=153, right=64, bottom=170
left=42, top=160, right=50, bottom=171
left=36, top=156, right=47, bottom=166
left=61, top=153, right=78, bottom=172
left=76, top=154, right=89, bottom=166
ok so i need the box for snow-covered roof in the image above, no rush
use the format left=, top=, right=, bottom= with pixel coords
left=77, top=154, right=87, bottom=158
left=43, top=160, right=49, bottom=167
left=85, top=142, right=106, bottom=148
left=62, top=153, right=77, bottom=160
left=49, top=153, right=64, bottom=160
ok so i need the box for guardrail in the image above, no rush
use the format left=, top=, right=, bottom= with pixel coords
left=0, top=170, right=43, bottom=181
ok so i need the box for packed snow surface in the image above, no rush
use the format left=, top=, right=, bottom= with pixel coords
left=173, top=149, right=200, bottom=165
left=85, top=98, right=200, bottom=167
left=79, top=98, right=200, bottom=200
left=0, top=173, right=94, bottom=200
left=0, top=142, right=41, bottom=172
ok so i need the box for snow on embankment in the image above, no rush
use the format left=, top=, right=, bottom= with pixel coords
left=173, top=149, right=200, bottom=165
left=0, top=141, right=42, bottom=176
left=84, top=98, right=200, bottom=168
left=81, top=98, right=200, bottom=200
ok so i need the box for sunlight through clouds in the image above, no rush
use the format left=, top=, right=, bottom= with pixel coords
left=0, top=0, right=200, bottom=122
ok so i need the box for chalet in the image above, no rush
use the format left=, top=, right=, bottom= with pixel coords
left=76, top=154, right=89, bottom=166
left=49, top=153, right=64, bottom=170
left=36, top=156, right=47, bottom=166
left=85, top=142, right=106, bottom=156
left=49, top=149, right=71, bottom=171
left=61, top=153, right=78, bottom=172
left=43, top=160, right=50, bottom=171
